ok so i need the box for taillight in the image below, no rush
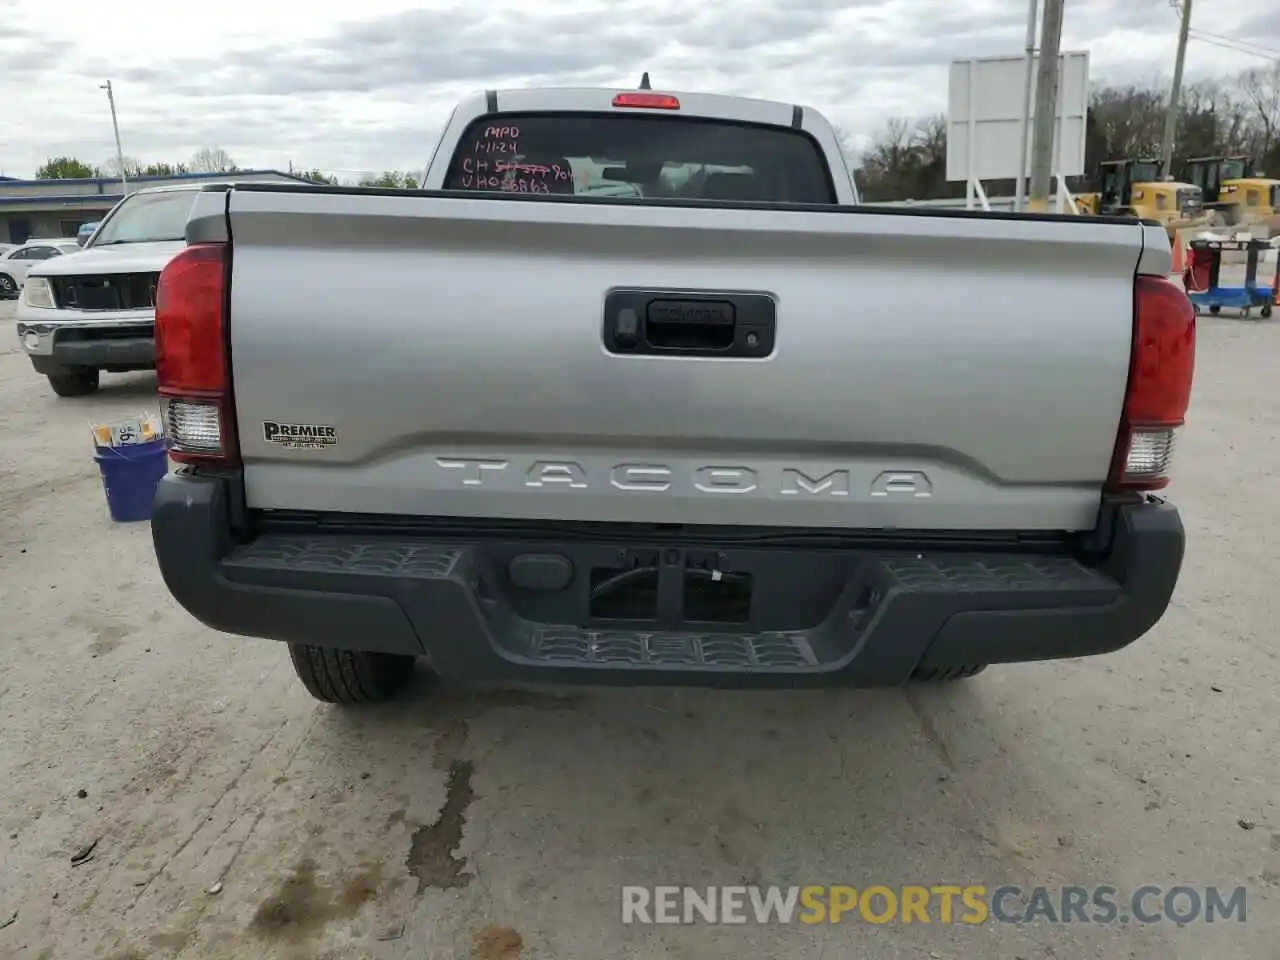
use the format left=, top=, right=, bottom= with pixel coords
left=612, top=93, right=680, bottom=110
left=1106, top=275, right=1196, bottom=492
left=155, top=242, right=238, bottom=466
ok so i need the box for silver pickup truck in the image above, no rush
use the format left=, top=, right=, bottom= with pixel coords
left=149, top=86, right=1195, bottom=704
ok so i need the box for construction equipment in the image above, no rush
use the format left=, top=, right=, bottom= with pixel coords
left=1073, top=159, right=1208, bottom=238
left=1182, top=155, right=1280, bottom=234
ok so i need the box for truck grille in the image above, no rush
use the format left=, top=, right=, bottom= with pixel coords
left=57, top=323, right=154, bottom=343
left=51, top=273, right=160, bottom=311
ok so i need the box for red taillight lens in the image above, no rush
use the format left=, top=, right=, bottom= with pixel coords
left=1106, top=275, right=1196, bottom=492
left=612, top=93, right=681, bottom=110
left=155, top=242, right=238, bottom=466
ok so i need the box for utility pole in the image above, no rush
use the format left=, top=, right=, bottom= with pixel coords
left=1161, top=0, right=1193, bottom=177
left=100, top=81, right=128, bottom=195
left=1027, top=0, right=1064, bottom=212
left=1014, top=0, right=1040, bottom=211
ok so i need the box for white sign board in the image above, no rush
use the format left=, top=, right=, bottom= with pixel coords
left=946, top=52, right=1089, bottom=182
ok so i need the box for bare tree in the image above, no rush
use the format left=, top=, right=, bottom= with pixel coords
left=838, top=68, right=1280, bottom=200
left=1239, top=65, right=1280, bottom=161
left=1086, top=85, right=1166, bottom=161
left=861, top=118, right=912, bottom=175
left=914, top=114, right=947, bottom=171
left=854, top=115, right=963, bottom=202
left=189, top=147, right=238, bottom=174
left=100, top=154, right=142, bottom=177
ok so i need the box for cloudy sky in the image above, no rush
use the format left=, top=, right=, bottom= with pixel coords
left=2, top=0, right=1278, bottom=179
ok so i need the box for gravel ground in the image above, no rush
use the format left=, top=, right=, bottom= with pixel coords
left=0, top=294, right=1277, bottom=960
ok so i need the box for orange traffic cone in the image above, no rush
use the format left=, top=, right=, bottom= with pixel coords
left=1170, top=234, right=1186, bottom=277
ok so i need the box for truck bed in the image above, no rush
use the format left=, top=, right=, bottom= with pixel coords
left=216, top=186, right=1162, bottom=532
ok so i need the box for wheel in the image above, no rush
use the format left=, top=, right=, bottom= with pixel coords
left=46, top=369, right=100, bottom=397
left=1262, top=302, right=1273, bottom=319
left=909, top=664, right=988, bottom=683
left=287, top=643, right=417, bottom=704
left=0, top=273, right=16, bottom=298
left=1209, top=305, right=1221, bottom=315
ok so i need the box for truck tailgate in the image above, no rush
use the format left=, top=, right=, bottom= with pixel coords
left=224, top=190, right=1149, bottom=531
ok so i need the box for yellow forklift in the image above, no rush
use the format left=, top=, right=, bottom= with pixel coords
left=1073, top=158, right=1209, bottom=237
left=1182, top=155, right=1280, bottom=233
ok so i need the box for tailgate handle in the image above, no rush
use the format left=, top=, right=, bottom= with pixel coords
left=646, top=299, right=736, bottom=350
left=603, top=290, right=776, bottom=359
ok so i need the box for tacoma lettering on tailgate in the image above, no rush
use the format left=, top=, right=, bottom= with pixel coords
left=436, top=458, right=933, bottom=498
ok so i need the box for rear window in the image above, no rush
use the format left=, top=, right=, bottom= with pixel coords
left=443, top=113, right=836, bottom=204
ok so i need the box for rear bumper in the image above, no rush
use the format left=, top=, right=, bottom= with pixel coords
left=151, top=472, right=1185, bottom=688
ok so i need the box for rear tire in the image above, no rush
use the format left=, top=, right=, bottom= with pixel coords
left=0, top=273, right=16, bottom=298
left=910, top=664, right=988, bottom=682
left=46, top=369, right=100, bottom=397
left=287, top=644, right=417, bottom=704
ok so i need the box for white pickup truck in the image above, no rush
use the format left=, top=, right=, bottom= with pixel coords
left=149, top=85, right=1195, bottom=704
left=15, top=185, right=204, bottom=396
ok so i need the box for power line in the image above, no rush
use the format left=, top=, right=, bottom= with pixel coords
left=1187, top=30, right=1280, bottom=61
left=1167, top=1, right=1280, bottom=60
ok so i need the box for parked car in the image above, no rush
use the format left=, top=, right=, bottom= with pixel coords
left=149, top=85, right=1194, bottom=705
left=76, top=221, right=101, bottom=246
left=14, top=186, right=210, bottom=396
left=0, top=240, right=81, bottom=299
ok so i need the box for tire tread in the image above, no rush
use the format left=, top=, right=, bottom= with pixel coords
left=287, top=644, right=414, bottom=704
left=47, top=369, right=100, bottom=397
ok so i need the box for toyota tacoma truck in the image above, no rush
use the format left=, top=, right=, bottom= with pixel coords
left=149, top=85, right=1194, bottom=705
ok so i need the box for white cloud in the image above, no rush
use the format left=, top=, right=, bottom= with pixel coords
left=2, top=0, right=1277, bottom=179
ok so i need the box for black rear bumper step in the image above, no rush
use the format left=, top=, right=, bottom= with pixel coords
left=152, top=473, right=1184, bottom=688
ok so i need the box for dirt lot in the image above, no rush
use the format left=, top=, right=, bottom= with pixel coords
left=1, top=296, right=1277, bottom=960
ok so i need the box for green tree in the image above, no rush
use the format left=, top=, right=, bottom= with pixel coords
left=34, top=157, right=96, bottom=179
left=358, top=170, right=418, bottom=188
left=139, top=161, right=190, bottom=176
left=298, top=169, right=339, bottom=185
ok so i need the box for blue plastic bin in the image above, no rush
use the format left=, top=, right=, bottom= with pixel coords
left=94, top=438, right=168, bottom=522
